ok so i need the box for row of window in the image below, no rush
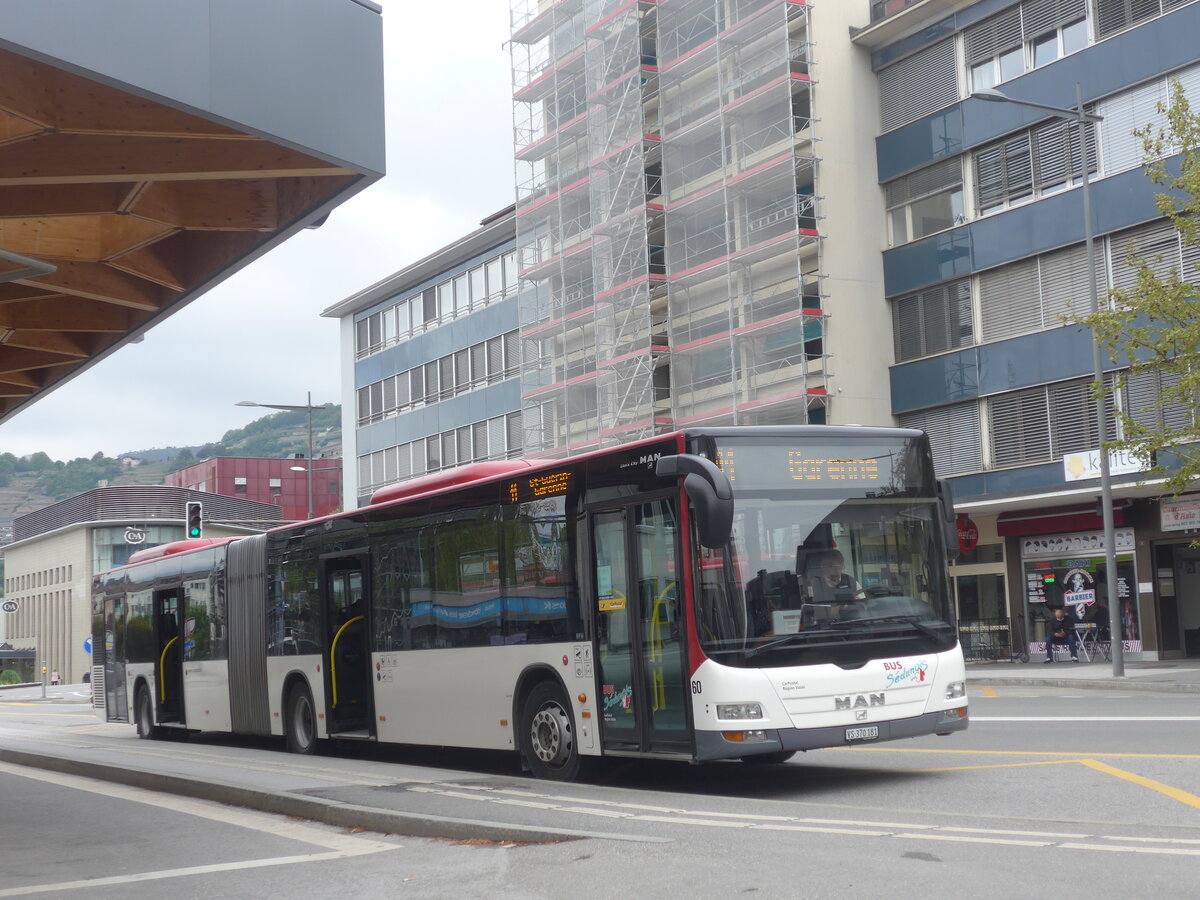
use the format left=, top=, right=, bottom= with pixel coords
left=5, top=565, right=73, bottom=595
left=356, top=331, right=520, bottom=427
left=4, top=588, right=72, bottom=642
left=901, top=367, right=1192, bottom=477
left=354, top=249, right=519, bottom=360
left=892, top=217, right=1198, bottom=361
left=357, top=412, right=525, bottom=497
left=886, top=61, right=1199, bottom=245
left=879, top=0, right=1195, bottom=132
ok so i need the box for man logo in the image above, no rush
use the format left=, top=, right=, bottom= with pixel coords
left=835, top=693, right=885, bottom=710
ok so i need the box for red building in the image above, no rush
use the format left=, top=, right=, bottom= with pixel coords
left=165, top=457, right=342, bottom=521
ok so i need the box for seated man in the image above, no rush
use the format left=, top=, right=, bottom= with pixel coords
left=804, top=549, right=859, bottom=608
left=1044, top=605, right=1079, bottom=663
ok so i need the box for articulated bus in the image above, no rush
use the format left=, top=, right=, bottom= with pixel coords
left=93, top=426, right=968, bottom=780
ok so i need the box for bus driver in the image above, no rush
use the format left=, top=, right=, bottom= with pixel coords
left=805, top=549, right=859, bottom=605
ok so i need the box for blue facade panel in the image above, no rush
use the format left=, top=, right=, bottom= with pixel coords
left=891, top=326, right=1106, bottom=414
left=877, top=2, right=1200, bottom=182
left=883, top=166, right=1166, bottom=296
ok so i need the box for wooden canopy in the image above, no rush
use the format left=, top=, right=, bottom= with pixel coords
left=0, top=48, right=360, bottom=421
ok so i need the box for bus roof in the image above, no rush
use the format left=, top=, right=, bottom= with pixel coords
left=126, top=537, right=240, bottom=565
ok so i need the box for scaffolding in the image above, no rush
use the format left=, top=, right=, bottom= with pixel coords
left=511, top=0, right=828, bottom=455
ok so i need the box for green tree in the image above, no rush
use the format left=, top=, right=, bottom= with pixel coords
left=1082, top=78, right=1200, bottom=496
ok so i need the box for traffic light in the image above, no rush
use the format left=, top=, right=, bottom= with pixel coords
left=185, top=501, right=203, bottom=538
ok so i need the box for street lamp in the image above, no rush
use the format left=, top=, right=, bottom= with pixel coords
left=970, top=83, right=1124, bottom=676
left=236, top=391, right=323, bottom=520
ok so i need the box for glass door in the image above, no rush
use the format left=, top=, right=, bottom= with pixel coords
left=592, top=498, right=689, bottom=754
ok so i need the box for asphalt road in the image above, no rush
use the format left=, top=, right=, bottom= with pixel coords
left=2, top=684, right=1198, bottom=898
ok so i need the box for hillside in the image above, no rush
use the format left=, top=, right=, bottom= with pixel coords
left=0, top=405, right=341, bottom=543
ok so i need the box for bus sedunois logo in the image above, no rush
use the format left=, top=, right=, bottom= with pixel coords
left=835, top=693, right=885, bottom=710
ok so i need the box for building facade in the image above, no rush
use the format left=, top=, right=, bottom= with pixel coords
left=324, top=208, right=523, bottom=508
left=1, top=486, right=282, bottom=682
left=509, top=0, right=894, bottom=455
left=165, top=456, right=343, bottom=521
left=861, top=0, right=1200, bottom=658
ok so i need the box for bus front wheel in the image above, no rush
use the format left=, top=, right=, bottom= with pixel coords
left=285, top=683, right=317, bottom=755
left=135, top=685, right=161, bottom=740
left=521, top=682, right=581, bottom=781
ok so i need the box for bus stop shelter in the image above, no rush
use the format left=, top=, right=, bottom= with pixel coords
left=0, top=0, right=385, bottom=421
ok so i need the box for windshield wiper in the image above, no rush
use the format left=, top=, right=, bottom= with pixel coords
left=830, top=614, right=945, bottom=640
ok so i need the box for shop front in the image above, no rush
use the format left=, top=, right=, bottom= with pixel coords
left=1147, top=494, right=1200, bottom=659
left=1018, top=528, right=1141, bottom=660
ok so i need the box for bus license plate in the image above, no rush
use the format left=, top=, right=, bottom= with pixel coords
left=845, top=725, right=879, bottom=741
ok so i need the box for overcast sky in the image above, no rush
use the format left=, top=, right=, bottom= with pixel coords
left=0, top=1, right=515, bottom=462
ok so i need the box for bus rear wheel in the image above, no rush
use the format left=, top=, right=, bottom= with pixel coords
left=135, top=685, right=161, bottom=740
left=521, top=682, right=581, bottom=781
left=285, top=683, right=317, bottom=755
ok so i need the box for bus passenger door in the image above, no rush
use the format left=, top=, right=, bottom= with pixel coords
left=154, top=589, right=184, bottom=725
left=592, top=499, right=690, bottom=755
left=103, top=597, right=128, bottom=722
left=322, top=555, right=374, bottom=738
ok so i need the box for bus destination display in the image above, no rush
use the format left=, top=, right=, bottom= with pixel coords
left=507, top=469, right=572, bottom=503
left=787, top=453, right=880, bottom=483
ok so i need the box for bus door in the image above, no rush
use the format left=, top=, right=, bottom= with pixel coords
left=103, top=596, right=128, bottom=722
left=321, top=554, right=374, bottom=738
left=154, top=589, right=184, bottom=725
left=591, top=498, right=690, bottom=754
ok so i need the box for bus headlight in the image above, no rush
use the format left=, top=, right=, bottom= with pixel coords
left=716, top=702, right=763, bottom=721
left=945, top=681, right=966, bottom=700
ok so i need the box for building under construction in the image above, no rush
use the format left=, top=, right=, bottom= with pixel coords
left=510, top=0, right=893, bottom=455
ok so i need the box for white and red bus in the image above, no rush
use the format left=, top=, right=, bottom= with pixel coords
left=93, top=426, right=967, bottom=780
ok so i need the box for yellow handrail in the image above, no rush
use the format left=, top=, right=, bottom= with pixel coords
left=159, top=635, right=179, bottom=703
left=329, top=615, right=364, bottom=708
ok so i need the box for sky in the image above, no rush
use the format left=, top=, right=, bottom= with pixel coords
left=0, top=1, right=515, bottom=462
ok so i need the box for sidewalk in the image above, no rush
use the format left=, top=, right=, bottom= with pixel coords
left=967, top=657, right=1200, bottom=692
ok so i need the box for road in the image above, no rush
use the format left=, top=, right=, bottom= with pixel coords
left=2, top=683, right=1198, bottom=898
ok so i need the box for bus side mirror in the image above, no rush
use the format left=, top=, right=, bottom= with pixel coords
left=656, top=454, right=734, bottom=549
left=937, top=478, right=959, bottom=562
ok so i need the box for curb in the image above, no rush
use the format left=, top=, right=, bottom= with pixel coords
left=965, top=674, right=1200, bottom=693
left=0, top=748, right=658, bottom=845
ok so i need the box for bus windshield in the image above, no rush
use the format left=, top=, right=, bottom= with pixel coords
left=691, top=433, right=956, bottom=667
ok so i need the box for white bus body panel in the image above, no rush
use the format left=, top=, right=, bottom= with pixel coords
left=372, top=643, right=597, bottom=753
left=691, top=648, right=967, bottom=737
left=125, top=662, right=154, bottom=718
left=181, top=661, right=232, bottom=733
left=265, top=654, right=326, bottom=739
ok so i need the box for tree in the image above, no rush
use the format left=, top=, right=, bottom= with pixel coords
left=1081, top=78, right=1200, bottom=497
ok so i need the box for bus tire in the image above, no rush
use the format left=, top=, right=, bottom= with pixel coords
left=285, top=683, right=318, bottom=755
left=135, top=685, right=161, bottom=740
left=520, top=681, right=581, bottom=782
left=740, top=750, right=796, bottom=765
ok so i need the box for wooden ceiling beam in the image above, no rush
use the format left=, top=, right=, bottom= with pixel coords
left=2, top=330, right=93, bottom=357
left=0, top=284, right=62, bottom=306
left=130, top=180, right=280, bottom=231
left=20, top=260, right=175, bottom=311
left=0, top=345, right=82, bottom=374
left=0, top=183, right=131, bottom=218
left=0, top=296, right=132, bottom=332
left=108, top=240, right=188, bottom=292
left=0, top=370, right=38, bottom=389
left=0, top=133, right=353, bottom=185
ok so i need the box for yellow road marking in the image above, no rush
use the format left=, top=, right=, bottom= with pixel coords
left=1079, top=759, right=1200, bottom=811
left=836, top=747, right=1200, bottom=760
left=980, top=686, right=997, bottom=698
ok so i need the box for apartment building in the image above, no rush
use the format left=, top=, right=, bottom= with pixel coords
left=860, top=0, right=1200, bottom=658
left=324, top=208, right=523, bottom=508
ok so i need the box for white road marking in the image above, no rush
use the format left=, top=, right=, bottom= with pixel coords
left=409, top=782, right=1200, bottom=855
left=0, top=849, right=398, bottom=897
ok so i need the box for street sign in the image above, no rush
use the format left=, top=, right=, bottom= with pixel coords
left=84, top=635, right=93, bottom=654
